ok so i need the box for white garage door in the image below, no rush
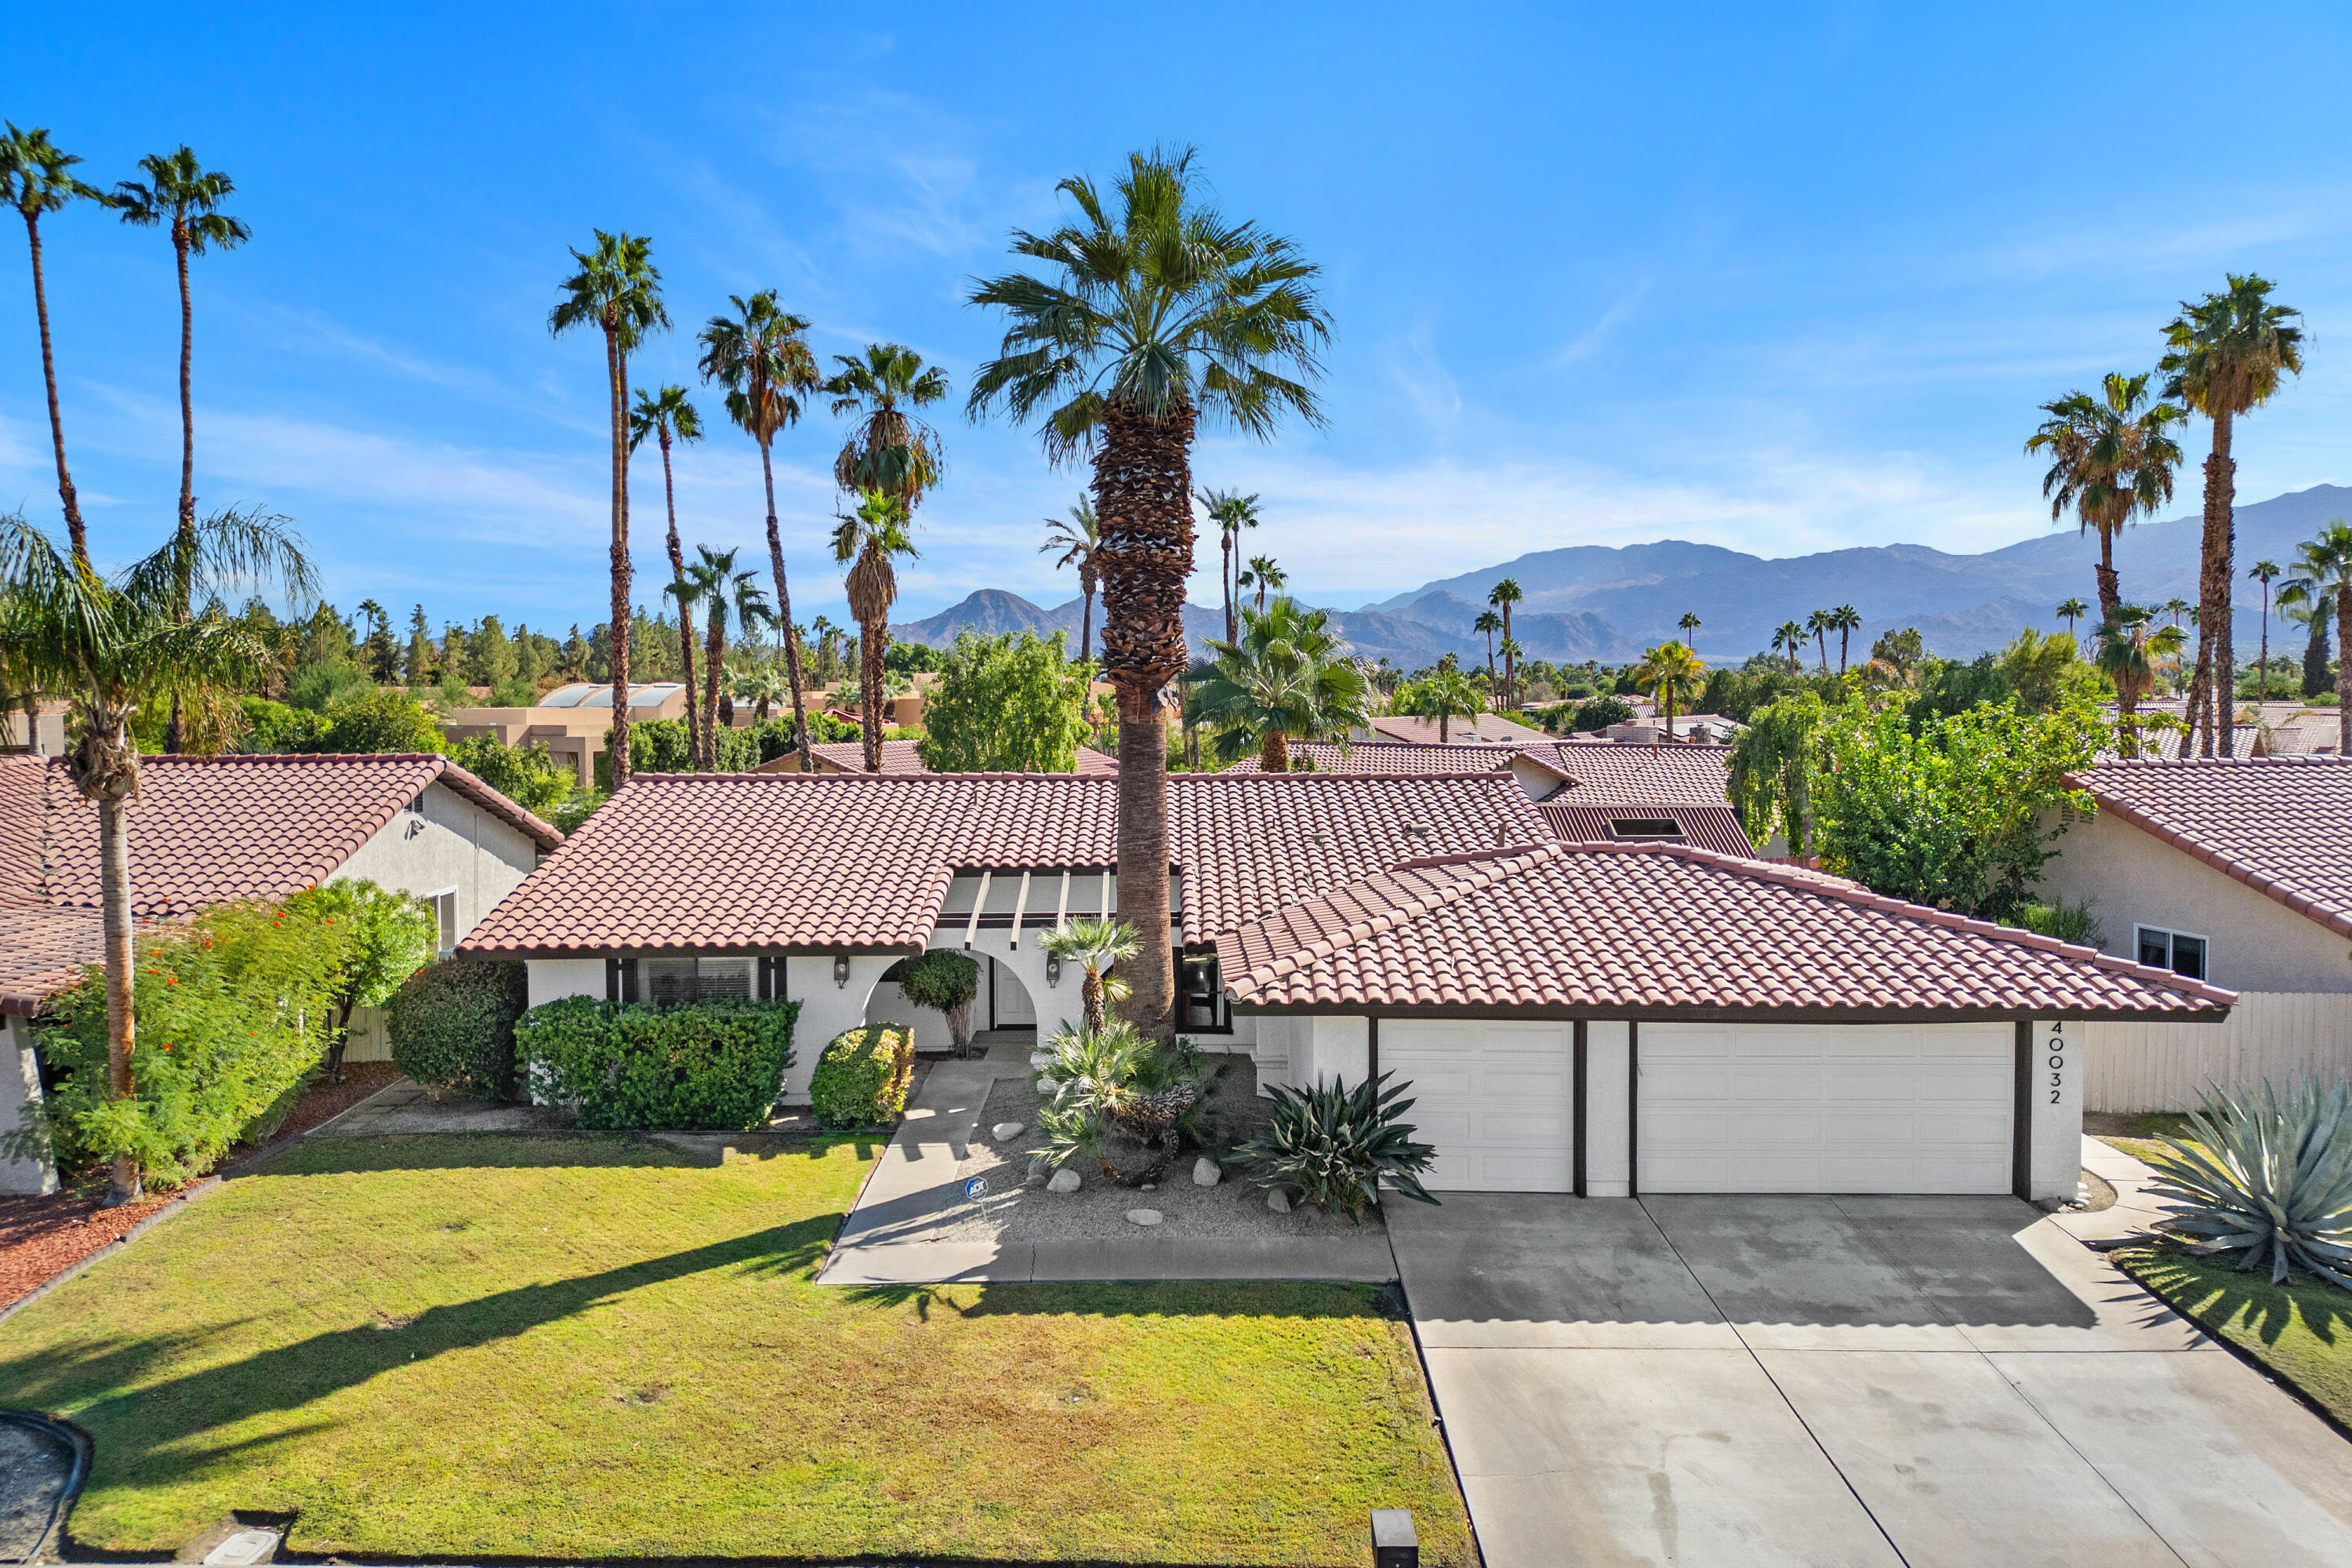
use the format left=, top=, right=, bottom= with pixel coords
left=1382, top=1022, right=1574, bottom=1192
left=1639, top=1022, right=2013, bottom=1194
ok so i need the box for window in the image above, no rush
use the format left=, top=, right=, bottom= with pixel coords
left=428, top=890, right=459, bottom=956
left=1180, top=951, right=1230, bottom=1033
left=2136, top=926, right=2209, bottom=982
left=643, top=956, right=753, bottom=1007
left=1608, top=817, right=1684, bottom=841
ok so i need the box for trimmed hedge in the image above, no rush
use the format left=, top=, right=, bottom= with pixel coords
left=809, top=1025, right=915, bottom=1129
left=387, top=960, right=529, bottom=1099
left=515, top=995, right=800, bottom=1130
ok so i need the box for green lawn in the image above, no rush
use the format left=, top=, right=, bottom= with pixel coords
left=2115, top=1241, right=2352, bottom=1430
left=2090, top=1111, right=2198, bottom=1167
left=0, top=1132, right=1472, bottom=1566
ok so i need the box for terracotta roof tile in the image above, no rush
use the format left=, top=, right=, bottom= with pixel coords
left=0, top=902, right=102, bottom=1016
left=1523, top=739, right=1735, bottom=806
left=1539, top=801, right=1758, bottom=858
left=796, top=739, right=1118, bottom=776
left=1216, top=841, right=2232, bottom=1019
left=2069, top=756, right=2352, bottom=940
left=1221, top=741, right=1524, bottom=775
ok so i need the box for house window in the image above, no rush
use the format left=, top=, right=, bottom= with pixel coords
left=428, top=890, right=459, bottom=956
left=1180, top=951, right=1231, bottom=1033
left=643, top=956, right=753, bottom=1007
left=2136, top=926, right=2209, bottom=982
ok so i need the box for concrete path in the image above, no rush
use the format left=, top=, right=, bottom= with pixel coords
left=315, top=1076, right=557, bottom=1135
left=2053, top=1131, right=2179, bottom=1247
left=1390, top=1191, right=2352, bottom=1568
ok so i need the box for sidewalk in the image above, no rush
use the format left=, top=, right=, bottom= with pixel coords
left=2048, top=1133, right=2174, bottom=1247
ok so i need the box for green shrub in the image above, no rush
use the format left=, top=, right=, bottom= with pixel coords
left=387, top=960, right=529, bottom=1098
left=1235, top=1073, right=1439, bottom=1222
left=808, top=1025, right=914, bottom=1129
left=447, top=733, right=575, bottom=815
left=516, top=996, right=800, bottom=1130
left=899, top=949, right=979, bottom=1056
left=239, top=695, right=330, bottom=753
left=2019, top=897, right=2103, bottom=949
left=1565, top=695, right=1636, bottom=733
left=317, top=689, right=447, bottom=753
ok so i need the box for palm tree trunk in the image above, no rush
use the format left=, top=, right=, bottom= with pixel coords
left=1094, top=397, right=1192, bottom=1040
left=1261, top=729, right=1288, bottom=773
left=703, top=606, right=725, bottom=769
left=1501, top=605, right=1515, bottom=708
left=24, top=212, right=89, bottom=569
left=659, top=433, right=702, bottom=769
left=759, top=439, right=813, bottom=772
left=1222, top=531, right=1235, bottom=645
left=2257, top=586, right=2270, bottom=703
left=2194, top=412, right=2237, bottom=757
left=163, top=227, right=198, bottom=756
left=860, top=613, right=884, bottom=773
left=1838, top=629, right=1849, bottom=677
left=604, top=325, right=633, bottom=789
left=2338, top=584, right=2351, bottom=757
left=1079, top=572, right=1095, bottom=663
left=99, top=790, right=140, bottom=1206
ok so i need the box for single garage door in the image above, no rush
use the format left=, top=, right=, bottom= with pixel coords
left=1639, top=1022, right=2012, bottom=1194
left=1382, top=1022, right=1574, bottom=1192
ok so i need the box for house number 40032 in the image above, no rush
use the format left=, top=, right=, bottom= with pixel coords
left=2046, top=1020, right=2066, bottom=1105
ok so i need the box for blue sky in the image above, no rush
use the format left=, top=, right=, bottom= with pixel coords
left=9, top=2, right=2352, bottom=633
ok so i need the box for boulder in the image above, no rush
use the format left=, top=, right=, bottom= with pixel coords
left=1046, top=1167, right=1081, bottom=1194
left=1192, top=1156, right=1221, bottom=1187
left=1029, top=1051, right=1054, bottom=1070
left=1267, top=1188, right=1292, bottom=1214
left=1126, top=1209, right=1163, bottom=1227
left=992, top=1121, right=1026, bottom=1142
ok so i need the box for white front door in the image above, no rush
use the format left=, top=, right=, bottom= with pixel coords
left=1639, top=1022, right=2013, bottom=1194
left=989, top=957, right=1037, bottom=1029
left=1382, top=1022, right=1575, bottom=1192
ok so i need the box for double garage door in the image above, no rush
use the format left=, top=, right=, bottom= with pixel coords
left=1383, top=1019, right=2013, bottom=1195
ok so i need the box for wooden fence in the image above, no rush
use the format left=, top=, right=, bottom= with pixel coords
left=2085, top=992, right=2352, bottom=1112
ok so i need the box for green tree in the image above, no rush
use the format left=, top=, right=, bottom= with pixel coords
left=447, top=734, right=574, bottom=817
left=2161, top=275, right=2303, bottom=755
left=967, top=147, right=1330, bottom=1036
left=630, top=384, right=706, bottom=766
left=1726, top=690, right=1830, bottom=855
left=699, top=290, right=820, bottom=771
left=1188, top=597, right=1374, bottom=771
left=676, top=546, right=768, bottom=769
left=2281, top=521, right=2352, bottom=754
left=2056, top=597, right=2088, bottom=637
left=1037, top=917, right=1138, bottom=1033
left=356, top=599, right=397, bottom=682
left=1472, top=608, right=1502, bottom=695
left=1198, top=488, right=1261, bottom=644
left=2095, top=606, right=2182, bottom=758
left=2246, top=561, right=2281, bottom=702
left=403, top=604, right=433, bottom=687
left=2026, top=372, right=2185, bottom=635
left=1773, top=619, right=1806, bottom=673
left=301, top=880, right=436, bottom=1081
left=829, top=492, right=918, bottom=771
left=918, top=631, right=1094, bottom=773
left=1402, top=667, right=1485, bottom=743
left=464, top=615, right=519, bottom=688
left=1490, top=577, right=1524, bottom=707
left=550, top=230, right=668, bottom=788
left=319, top=689, right=445, bottom=753
left=1, top=124, right=104, bottom=567
left=1238, top=554, right=1286, bottom=614
left=1040, top=499, right=1104, bottom=662
left=826, top=342, right=948, bottom=507
left=1635, top=640, right=1706, bottom=739
left=1828, top=605, right=1862, bottom=675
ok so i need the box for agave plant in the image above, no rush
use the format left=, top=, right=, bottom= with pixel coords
left=1234, top=1073, right=1440, bottom=1223
left=2144, top=1076, right=2352, bottom=1288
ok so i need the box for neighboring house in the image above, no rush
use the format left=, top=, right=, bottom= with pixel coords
left=441, top=681, right=691, bottom=788
left=462, top=769, right=2220, bottom=1201
left=1363, top=712, right=1552, bottom=746
left=2039, top=756, right=2352, bottom=1112
left=0, top=753, right=563, bottom=1193
left=0, top=702, right=70, bottom=757
left=755, top=739, right=1119, bottom=777
left=1221, top=741, right=1524, bottom=776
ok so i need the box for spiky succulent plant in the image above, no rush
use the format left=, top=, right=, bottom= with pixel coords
left=2144, top=1076, right=2352, bottom=1288
left=1234, top=1072, right=1439, bottom=1223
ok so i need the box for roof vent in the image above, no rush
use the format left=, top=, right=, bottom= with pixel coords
left=1609, top=817, right=1683, bottom=841
left=1406, top=822, right=1431, bottom=837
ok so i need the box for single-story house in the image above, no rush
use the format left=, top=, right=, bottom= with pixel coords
left=754, top=739, right=1120, bottom=777
left=2038, top=756, right=2352, bottom=1112
left=461, top=768, right=2223, bottom=1201
left=0, top=752, right=563, bottom=1193
left=1362, top=712, right=1552, bottom=746
left=441, top=681, right=691, bottom=787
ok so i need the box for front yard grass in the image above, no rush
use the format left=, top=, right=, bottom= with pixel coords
left=2115, top=1240, right=2352, bottom=1432
left=2085, top=1110, right=2198, bottom=1167
left=0, top=1131, right=1470, bottom=1566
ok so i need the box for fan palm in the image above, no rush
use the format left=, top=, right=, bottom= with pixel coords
left=1039, top=916, right=1138, bottom=1033
left=698, top=290, right=820, bottom=771
left=1040, top=499, right=1103, bottom=662
left=1636, top=639, right=1706, bottom=740
left=2056, top=597, right=2088, bottom=637
left=832, top=490, right=920, bottom=771
left=2096, top=606, right=2183, bottom=759
left=630, top=385, right=705, bottom=766
left=675, top=546, right=768, bottom=768
left=0, top=510, right=304, bottom=1203
left=1409, top=666, right=1485, bottom=744
left=1472, top=608, right=1502, bottom=695
left=550, top=231, right=666, bottom=787
left=1490, top=577, right=1523, bottom=707
left=2246, top=562, right=2281, bottom=702
left=2, top=125, right=103, bottom=568
left=1828, top=604, right=1862, bottom=675
left=730, top=665, right=785, bottom=725
left=1805, top=609, right=1831, bottom=673
left=2163, top=597, right=2191, bottom=629
left=967, top=146, right=1330, bottom=1037
left=2026, top=372, right=2187, bottom=635
left=826, top=342, right=948, bottom=507
left=1198, top=487, right=1261, bottom=644
left=2281, top=522, right=2352, bottom=754
left=1239, top=554, right=1287, bottom=614
left=1189, top=597, right=1374, bottom=771
left=1774, top=619, right=1806, bottom=673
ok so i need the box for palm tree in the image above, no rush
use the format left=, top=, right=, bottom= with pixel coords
left=1490, top=577, right=1523, bottom=707
left=1040, top=499, right=1103, bottom=662
left=1677, top=611, right=1702, bottom=643
left=677, top=546, right=769, bottom=768
left=2281, top=522, right=2352, bottom=754
left=2096, top=606, right=2183, bottom=760
left=2056, top=597, right=2089, bottom=638
left=1806, top=609, right=1831, bottom=673
left=1039, top=916, right=1138, bottom=1033
left=698, top=291, right=820, bottom=771
left=731, top=666, right=785, bottom=725
left=1239, top=554, right=1287, bottom=614
left=2278, top=584, right=2332, bottom=701
left=550, top=231, right=667, bottom=789
left=1408, top=666, right=1486, bottom=744
left=2246, top=562, right=2282, bottom=702
left=2025, top=372, right=2187, bottom=633
left=826, top=342, right=948, bottom=508
left=1637, top=640, right=1706, bottom=740
left=1198, top=488, right=1261, bottom=644
left=832, top=490, right=920, bottom=771
left=2162, top=597, right=2190, bottom=630
left=967, top=147, right=1330, bottom=1037
left=1828, top=604, right=1862, bottom=675
left=1774, top=619, right=1806, bottom=673
left=1472, top=608, right=1502, bottom=695
left=630, top=385, right=705, bottom=766
left=1189, top=597, right=1374, bottom=771
left=2, top=125, right=104, bottom=568
left=0, top=508, right=309, bottom=1203
left=2163, top=276, right=2305, bottom=756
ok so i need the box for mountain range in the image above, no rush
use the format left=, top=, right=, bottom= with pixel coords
left=891, top=483, right=2351, bottom=667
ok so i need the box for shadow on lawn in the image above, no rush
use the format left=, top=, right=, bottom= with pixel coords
left=839, top=1279, right=1403, bottom=1323
left=2129, top=1247, right=2352, bottom=1350
left=246, top=1129, right=889, bottom=1178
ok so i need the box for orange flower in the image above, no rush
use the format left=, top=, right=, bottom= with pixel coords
left=165, top=977, right=179, bottom=985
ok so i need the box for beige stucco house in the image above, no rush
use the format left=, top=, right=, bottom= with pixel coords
left=440, top=681, right=690, bottom=787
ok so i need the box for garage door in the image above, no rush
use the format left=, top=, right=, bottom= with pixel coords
left=1639, top=1022, right=2012, bottom=1194
left=1382, top=1022, right=1574, bottom=1192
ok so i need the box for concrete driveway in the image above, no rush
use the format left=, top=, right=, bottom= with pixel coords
left=1388, top=1193, right=2352, bottom=1567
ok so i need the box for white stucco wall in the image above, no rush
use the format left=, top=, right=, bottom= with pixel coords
left=0, top=1016, right=56, bottom=1195
left=1587, top=1020, right=1632, bottom=1197
left=2030, top=1018, right=2083, bottom=1204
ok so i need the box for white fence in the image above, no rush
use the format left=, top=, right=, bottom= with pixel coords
left=2085, top=992, right=2352, bottom=1112
left=341, top=1003, right=393, bottom=1064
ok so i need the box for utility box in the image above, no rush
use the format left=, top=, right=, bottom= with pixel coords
left=1371, top=1508, right=1418, bottom=1568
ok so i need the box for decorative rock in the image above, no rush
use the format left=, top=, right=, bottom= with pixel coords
left=1126, top=1208, right=1163, bottom=1227
left=1046, top=1167, right=1082, bottom=1194
left=1192, top=1156, right=1221, bottom=1187
left=1139, top=1182, right=1157, bottom=1192
left=992, top=1121, right=1026, bottom=1142
left=1029, top=1051, right=1054, bottom=1070
left=1267, top=1188, right=1292, bottom=1214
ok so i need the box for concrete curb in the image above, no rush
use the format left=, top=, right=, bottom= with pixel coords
left=819, top=1231, right=1401, bottom=1285
left=0, top=1174, right=225, bottom=1327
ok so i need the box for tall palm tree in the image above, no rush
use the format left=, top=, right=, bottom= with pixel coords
left=2, top=125, right=104, bottom=568
left=1408, top=666, right=1486, bottom=744
left=731, top=665, right=786, bottom=724
left=2026, top=372, right=2187, bottom=634
left=967, top=147, right=1330, bottom=1038
left=2281, top=522, right=2352, bottom=755
left=1677, top=611, right=1702, bottom=642
left=832, top=490, right=920, bottom=771
left=1472, top=608, right=1502, bottom=695
left=2246, top=561, right=2281, bottom=702
left=2056, top=597, right=2088, bottom=638
left=0, top=508, right=307, bottom=1203
left=698, top=291, right=819, bottom=771
left=2162, top=597, right=2190, bottom=629
left=1198, top=488, right=1261, bottom=644
left=1637, top=640, right=1705, bottom=740
left=550, top=231, right=667, bottom=788
left=629, top=385, right=705, bottom=767
left=2161, top=275, right=2304, bottom=757
left=1040, top=499, right=1103, bottom=662
left=1774, top=619, right=1806, bottom=673
left=1806, top=608, right=1831, bottom=673
left=1189, top=597, right=1374, bottom=771
left=1828, top=604, right=1862, bottom=675
left=2096, top=606, right=2183, bottom=760
left=1490, top=577, right=1523, bottom=708
left=826, top=342, right=948, bottom=507
left=677, top=546, right=769, bottom=768
left=1239, top=554, right=1286, bottom=614
left=114, top=148, right=251, bottom=755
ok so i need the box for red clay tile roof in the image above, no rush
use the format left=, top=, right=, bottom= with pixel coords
left=1221, top=741, right=1524, bottom=775
left=461, top=770, right=1555, bottom=956
left=1539, top=801, right=1757, bottom=858
left=2069, top=756, right=2352, bottom=940
left=797, top=739, right=1119, bottom=776
left=0, top=902, right=103, bottom=1016
left=1215, top=841, right=2232, bottom=1019
left=1522, top=739, right=1735, bottom=806
left=1372, top=713, right=1550, bottom=746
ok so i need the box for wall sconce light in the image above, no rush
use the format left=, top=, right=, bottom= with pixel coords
left=1045, top=953, right=1062, bottom=989
left=832, top=955, right=850, bottom=989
